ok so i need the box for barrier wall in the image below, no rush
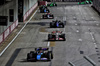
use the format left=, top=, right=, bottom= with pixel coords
left=23, top=3, right=38, bottom=22
left=0, top=19, right=18, bottom=45
left=0, top=2, right=38, bottom=45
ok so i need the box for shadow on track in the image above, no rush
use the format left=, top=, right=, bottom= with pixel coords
left=5, top=48, right=21, bottom=66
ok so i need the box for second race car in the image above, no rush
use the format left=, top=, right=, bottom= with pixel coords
left=39, top=5, right=50, bottom=13
left=50, top=20, right=66, bottom=28
left=48, top=30, right=66, bottom=41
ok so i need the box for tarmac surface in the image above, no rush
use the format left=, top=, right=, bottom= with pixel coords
left=0, top=2, right=100, bottom=66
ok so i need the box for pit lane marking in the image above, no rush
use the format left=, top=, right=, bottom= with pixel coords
left=75, top=23, right=78, bottom=25
left=47, top=41, right=55, bottom=47
left=76, top=30, right=79, bottom=33
left=89, top=29, right=98, bottom=48
left=47, top=42, right=50, bottom=47
left=50, top=41, right=55, bottom=47
left=39, top=27, right=47, bottom=32
left=39, top=32, right=48, bottom=34
left=79, top=39, right=82, bottom=41
left=96, top=24, right=99, bottom=26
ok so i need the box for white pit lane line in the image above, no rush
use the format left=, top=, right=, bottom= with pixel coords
left=0, top=9, right=38, bottom=56
left=47, top=42, right=50, bottom=47
left=90, top=33, right=95, bottom=42
left=76, top=30, right=79, bottom=33
left=39, top=32, right=48, bottom=34
left=89, top=29, right=98, bottom=48
left=75, top=24, right=78, bottom=26
left=96, top=24, right=99, bottom=26
left=79, top=39, right=82, bottom=41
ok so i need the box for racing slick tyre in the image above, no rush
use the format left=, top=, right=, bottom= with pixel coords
left=47, top=52, right=53, bottom=61
left=62, top=34, right=66, bottom=41
left=27, top=53, right=37, bottom=62
left=55, top=4, right=57, bottom=6
left=27, top=53, right=30, bottom=61
left=62, top=25, right=64, bottom=28
left=48, top=34, right=52, bottom=40
left=47, top=10, right=50, bottom=13
left=52, top=15, right=54, bottom=19
left=60, top=24, right=64, bottom=28
left=49, top=51, right=53, bottom=59
left=42, top=15, right=44, bottom=19
left=86, top=2, right=88, bottom=4
left=50, top=23, right=53, bottom=28
left=89, top=2, right=92, bottom=4
left=64, top=21, right=66, bottom=25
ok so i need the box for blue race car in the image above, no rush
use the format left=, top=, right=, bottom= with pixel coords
left=39, top=5, right=47, bottom=10
left=27, top=47, right=53, bottom=62
left=50, top=20, right=66, bottom=28
left=40, top=7, right=50, bottom=13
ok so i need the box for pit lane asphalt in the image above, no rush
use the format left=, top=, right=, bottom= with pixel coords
left=0, top=3, right=100, bottom=66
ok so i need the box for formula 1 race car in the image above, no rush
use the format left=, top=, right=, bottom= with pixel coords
left=42, top=13, right=54, bottom=19
left=39, top=5, right=47, bottom=10
left=48, top=30, right=66, bottom=41
left=40, top=8, right=50, bottom=13
left=39, top=5, right=50, bottom=13
left=50, top=20, right=66, bottom=28
left=27, top=47, right=53, bottom=62
left=47, top=2, right=57, bottom=7
left=78, top=0, right=92, bottom=4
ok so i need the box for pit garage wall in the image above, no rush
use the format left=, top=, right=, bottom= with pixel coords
left=93, top=0, right=100, bottom=13
left=23, top=0, right=38, bottom=22
left=0, top=0, right=18, bottom=34
left=0, top=0, right=18, bottom=45
left=0, top=0, right=38, bottom=44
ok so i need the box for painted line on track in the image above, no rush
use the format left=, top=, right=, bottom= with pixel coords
left=90, top=33, right=95, bottom=42
left=0, top=8, right=38, bottom=56
left=47, top=42, right=50, bottom=47
left=89, top=29, right=98, bottom=48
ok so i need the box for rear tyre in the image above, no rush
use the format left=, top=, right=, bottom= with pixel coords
left=47, top=52, right=52, bottom=61
left=52, top=15, right=54, bottom=19
left=62, top=34, right=66, bottom=41
left=48, top=34, right=52, bottom=40
left=27, top=52, right=37, bottom=62
left=42, top=15, right=44, bottom=19
left=60, top=24, right=64, bottom=28
left=50, top=23, right=52, bottom=28
left=55, top=4, right=57, bottom=6
left=62, top=25, right=64, bottom=28
left=64, top=21, right=66, bottom=25
left=27, top=53, right=30, bottom=61
left=49, top=51, right=53, bottom=59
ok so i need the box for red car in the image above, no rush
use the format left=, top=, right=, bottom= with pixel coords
left=48, top=30, right=66, bottom=41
